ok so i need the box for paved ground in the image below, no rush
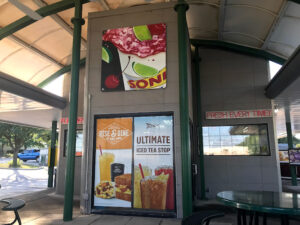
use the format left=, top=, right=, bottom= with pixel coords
left=0, top=167, right=48, bottom=198
left=0, top=156, right=11, bottom=164
left=0, top=189, right=182, bottom=225
left=0, top=160, right=299, bottom=224
left=0, top=189, right=299, bottom=225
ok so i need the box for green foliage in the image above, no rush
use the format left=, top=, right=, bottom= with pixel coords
left=278, top=136, right=300, bottom=144
left=0, top=159, right=38, bottom=169
left=0, top=123, right=51, bottom=150
left=0, top=122, right=51, bottom=167
left=237, top=135, right=269, bottom=155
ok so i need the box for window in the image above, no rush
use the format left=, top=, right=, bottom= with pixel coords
left=63, top=129, right=83, bottom=157
left=203, top=124, right=270, bottom=156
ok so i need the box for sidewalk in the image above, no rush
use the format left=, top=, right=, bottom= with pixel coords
left=0, top=167, right=48, bottom=198
left=1, top=189, right=299, bottom=225
left=0, top=189, right=181, bottom=225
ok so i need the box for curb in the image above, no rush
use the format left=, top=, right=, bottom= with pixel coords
left=0, top=166, right=46, bottom=170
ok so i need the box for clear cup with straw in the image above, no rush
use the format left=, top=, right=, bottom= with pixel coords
left=133, top=163, right=151, bottom=208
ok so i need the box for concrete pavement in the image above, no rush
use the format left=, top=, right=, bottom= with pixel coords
left=0, top=189, right=182, bottom=225
left=0, top=189, right=299, bottom=225
left=0, top=167, right=48, bottom=198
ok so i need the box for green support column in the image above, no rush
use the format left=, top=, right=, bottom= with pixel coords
left=194, top=46, right=206, bottom=200
left=285, top=108, right=297, bottom=186
left=63, top=0, right=84, bottom=221
left=175, top=0, right=193, bottom=218
left=48, top=121, right=57, bottom=188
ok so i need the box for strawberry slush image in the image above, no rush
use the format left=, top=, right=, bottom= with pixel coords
left=101, top=23, right=166, bottom=91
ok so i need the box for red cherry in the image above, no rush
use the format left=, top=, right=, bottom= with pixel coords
left=105, top=74, right=120, bottom=89
left=147, top=24, right=165, bottom=36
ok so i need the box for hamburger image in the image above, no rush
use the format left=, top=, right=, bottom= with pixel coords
left=115, top=174, right=132, bottom=202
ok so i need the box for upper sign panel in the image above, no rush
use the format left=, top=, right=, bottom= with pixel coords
left=101, top=23, right=167, bottom=92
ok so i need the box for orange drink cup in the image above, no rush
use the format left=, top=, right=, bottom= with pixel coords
left=99, top=152, right=115, bottom=181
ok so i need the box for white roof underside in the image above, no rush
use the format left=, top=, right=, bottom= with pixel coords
left=0, top=0, right=299, bottom=128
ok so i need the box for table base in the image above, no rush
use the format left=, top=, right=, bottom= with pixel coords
left=237, top=209, right=289, bottom=225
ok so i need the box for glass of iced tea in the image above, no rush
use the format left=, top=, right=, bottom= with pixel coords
left=155, top=166, right=174, bottom=210
left=140, top=173, right=169, bottom=210
left=134, top=166, right=151, bottom=208
left=99, top=152, right=115, bottom=182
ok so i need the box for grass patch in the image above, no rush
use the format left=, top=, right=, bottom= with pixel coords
left=0, top=159, right=39, bottom=169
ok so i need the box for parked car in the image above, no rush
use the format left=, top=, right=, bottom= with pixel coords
left=17, top=149, right=40, bottom=162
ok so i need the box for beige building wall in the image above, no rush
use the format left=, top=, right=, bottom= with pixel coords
left=56, top=68, right=85, bottom=196
left=81, top=3, right=185, bottom=218
left=198, top=48, right=281, bottom=198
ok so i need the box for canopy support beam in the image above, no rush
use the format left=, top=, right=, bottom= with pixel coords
left=175, top=0, right=193, bottom=218
left=285, top=108, right=298, bottom=186
left=265, top=47, right=300, bottom=99
left=48, top=120, right=57, bottom=188
left=193, top=46, right=206, bottom=200
left=63, top=0, right=84, bottom=221
left=0, top=0, right=89, bottom=40
left=191, top=39, right=286, bottom=65
left=0, top=71, right=66, bottom=109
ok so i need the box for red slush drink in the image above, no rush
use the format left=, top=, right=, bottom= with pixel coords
left=155, top=166, right=174, bottom=210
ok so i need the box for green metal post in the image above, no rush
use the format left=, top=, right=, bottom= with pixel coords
left=175, top=0, right=193, bottom=218
left=285, top=108, right=297, bottom=186
left=63, top=0, right=84, bottom=221
left=48, top=121, right=57, bottom=188
left=194, top=46, right=206, bottom=200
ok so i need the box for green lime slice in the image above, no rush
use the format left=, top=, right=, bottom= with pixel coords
left=133, top=25, right=152, bottom=41
left=102, top=46, right=112, bottom=63
left=132, top=62, right=158, bottom=78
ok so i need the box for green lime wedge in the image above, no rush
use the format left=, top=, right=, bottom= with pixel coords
left=102, top=46, right=112, bottom=63
left=132, top=62, right=158, bottom=78
left=133, top=25, right=152, bottom=41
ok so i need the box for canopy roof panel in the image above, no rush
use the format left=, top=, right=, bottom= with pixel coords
left=0, top=0, right=299, bottom=128
left=1, top=0, right=299, bottom=87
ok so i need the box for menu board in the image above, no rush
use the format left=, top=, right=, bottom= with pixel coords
left=133, top=116, right=174, bottom=210
left=94, top=118, right=133, bottom=208
left=288, top=149, right=300, bottom=165
left=93, top=114, right=175, bottom=212
left=101, top=23, right=166, bottom=92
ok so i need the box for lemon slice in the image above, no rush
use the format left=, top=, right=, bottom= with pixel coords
left=132, top=62, right=158, bottom=78
left=102, top=46, right=112, bottom=63
left=133, top=25, right=152, bottom=41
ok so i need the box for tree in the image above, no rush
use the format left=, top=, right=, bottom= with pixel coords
left=278, top=136, right=300, bottom=145
left=0, top=137, right=7, bottom=157
left=0, top=123, right=51, bottom=167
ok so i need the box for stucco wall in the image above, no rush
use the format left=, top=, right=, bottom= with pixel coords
left=81, top=3, right=184, bottom=217
left=198, top=48, right=281, bottom=198
left=56, top=68, right=85, bottom=196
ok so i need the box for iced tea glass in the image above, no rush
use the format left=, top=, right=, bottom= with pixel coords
left=134, top=166, right=151, bottom=208
left=140, top=174, right=168, bottom=210
left=155, top=166, right=174, bottom=210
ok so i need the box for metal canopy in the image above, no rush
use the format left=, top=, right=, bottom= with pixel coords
left=0, top=71, right=67, bottom=109
left=0, top=0, right=299, bottom=128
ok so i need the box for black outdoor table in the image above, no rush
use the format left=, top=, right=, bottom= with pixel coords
left=217, top=191, right=300, bottom=225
